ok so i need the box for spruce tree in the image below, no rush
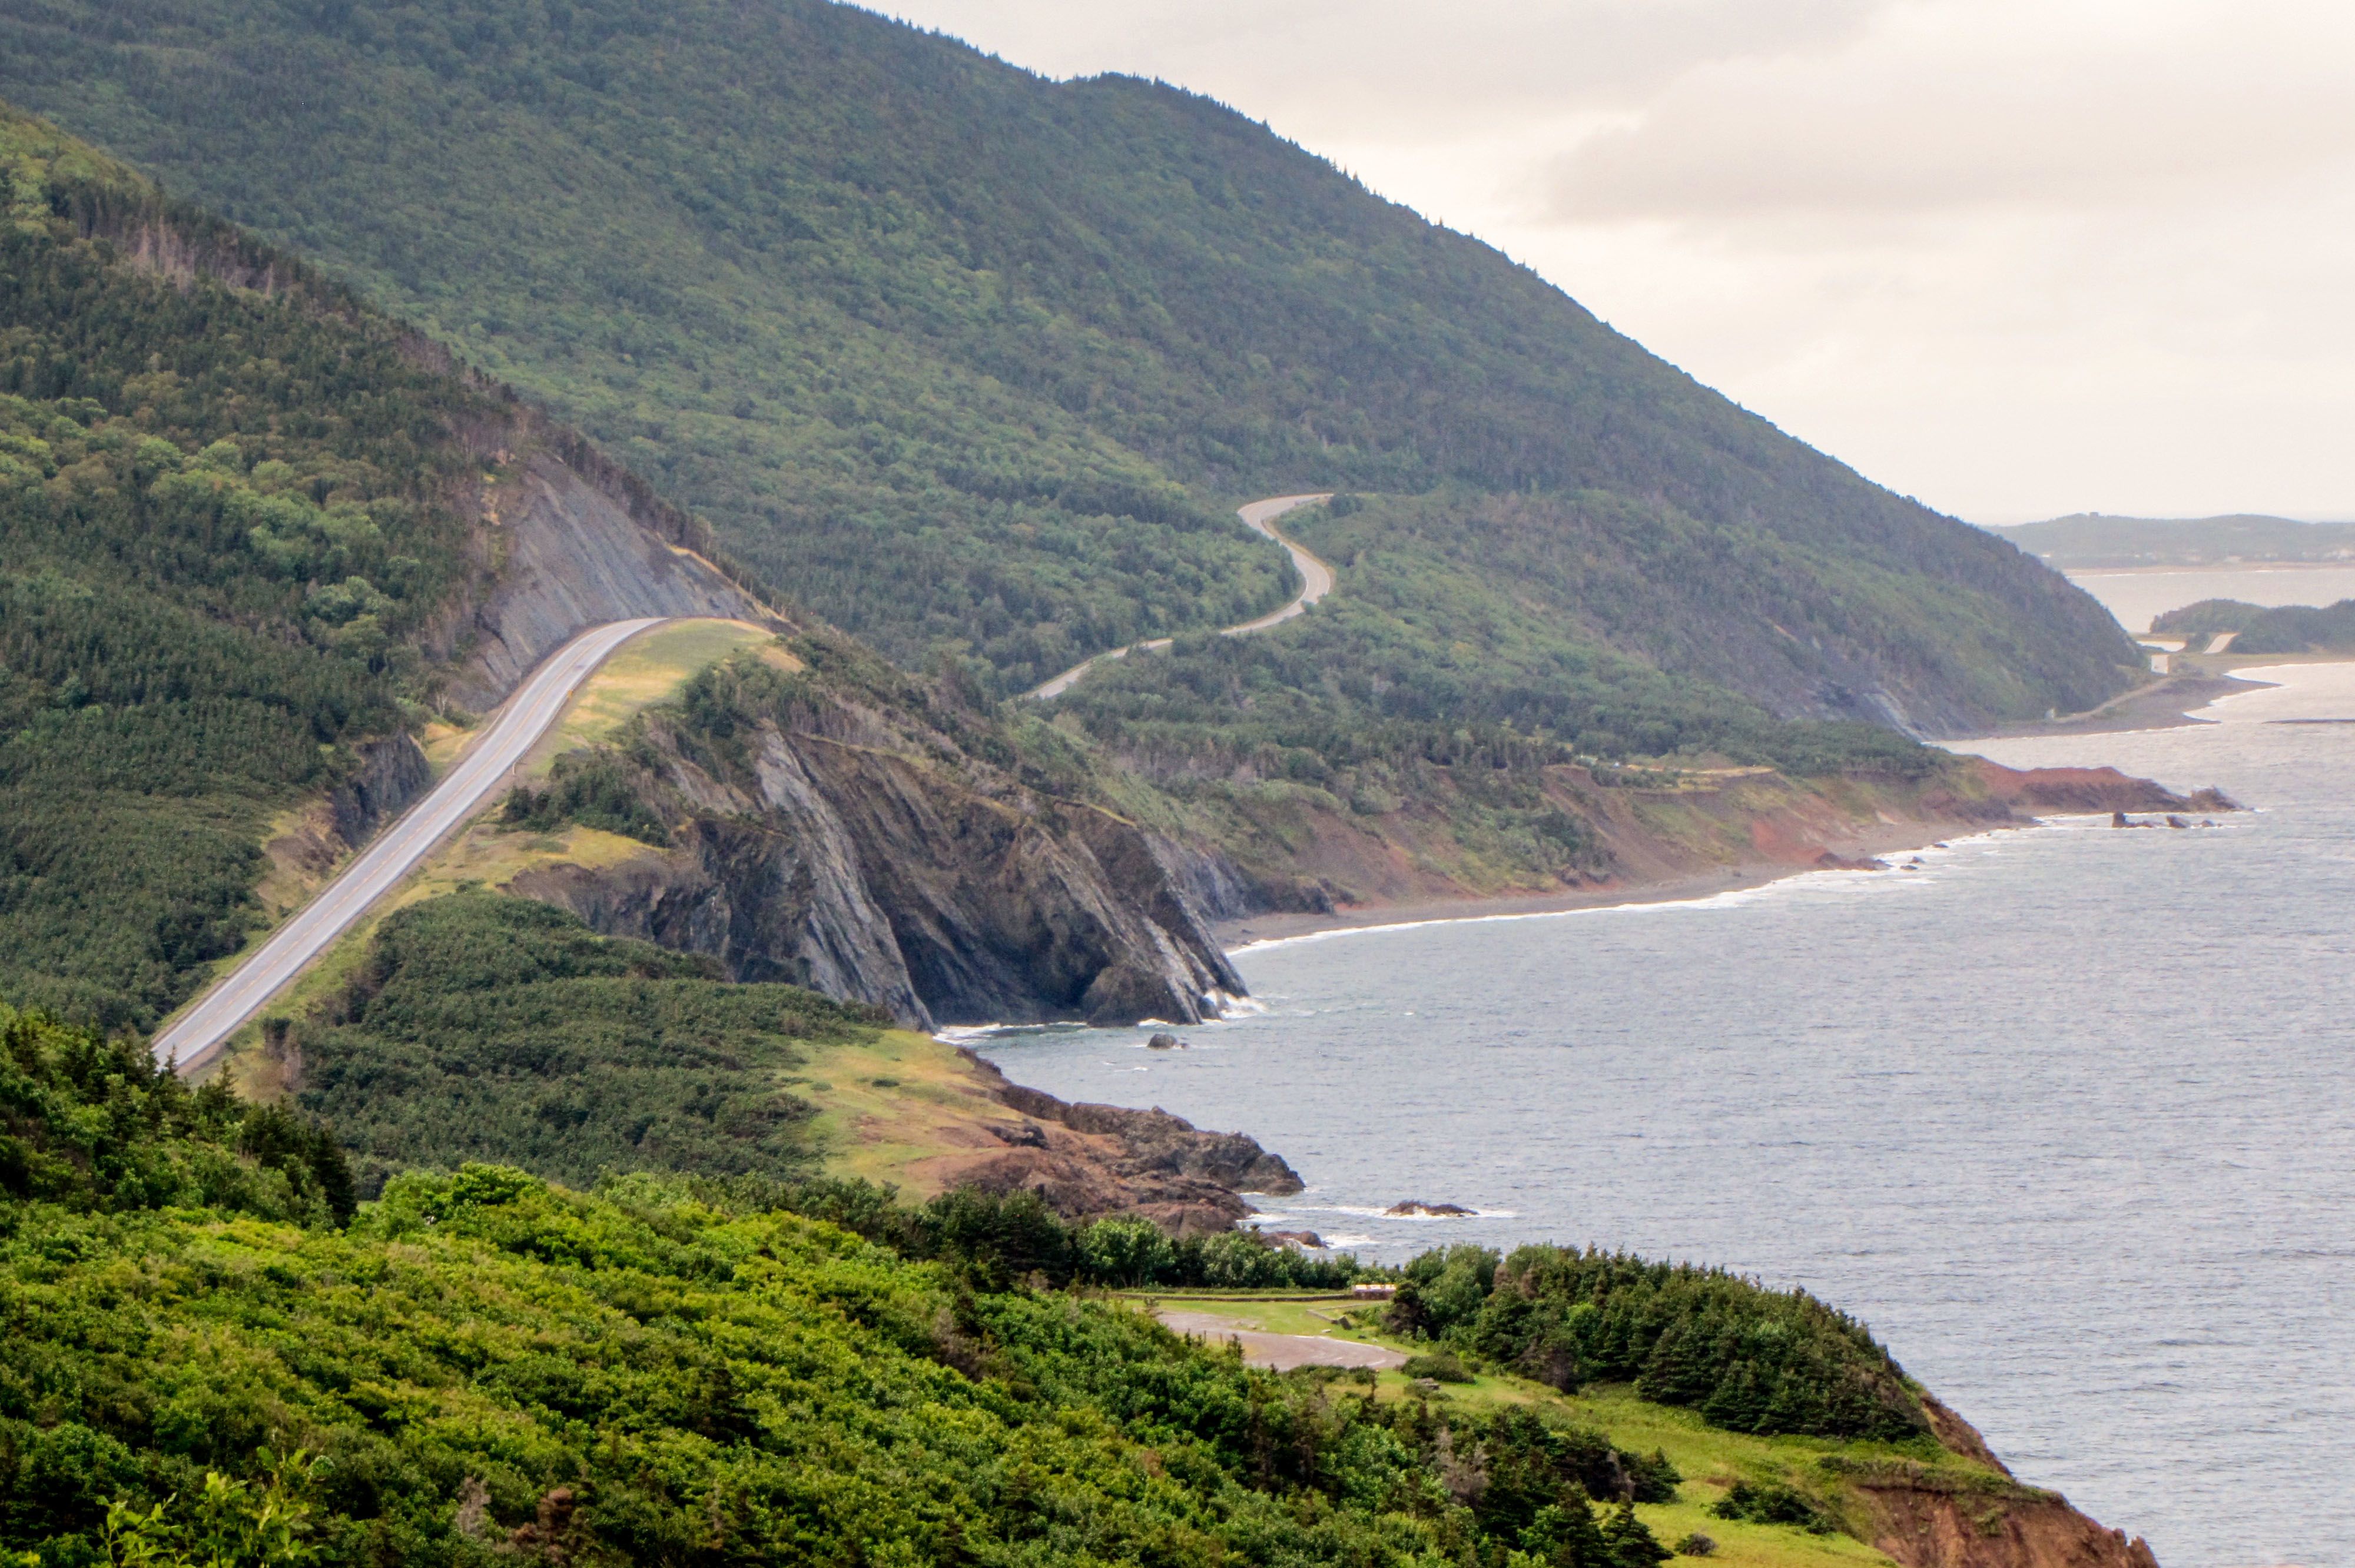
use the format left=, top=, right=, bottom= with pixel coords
left=1600, top=1501, right=1672, bottom=1568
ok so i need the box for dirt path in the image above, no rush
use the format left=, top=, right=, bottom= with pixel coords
left=1156, top=1308, right=1408, bottom=1371
left=1026, top=493, right=1335, bottom=700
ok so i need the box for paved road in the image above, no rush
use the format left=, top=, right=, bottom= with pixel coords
left=1026, top=493, right=1335, bottom=700
left=150, top=618, right=665, bottom=1074
left=1157, top=1308, right=1409, bottom=1372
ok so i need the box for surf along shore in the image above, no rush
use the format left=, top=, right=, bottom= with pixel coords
left=1213, top=743, right=2242, bottom=948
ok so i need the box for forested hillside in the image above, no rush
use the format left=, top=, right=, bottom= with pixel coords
left=0, top=106, right=491, bottom=1029
left=2152, top=596, right=2355, bottom=653
left=11, top=996, right=2104, bottom=1568
left=1, top=0, right=2139, bottom=720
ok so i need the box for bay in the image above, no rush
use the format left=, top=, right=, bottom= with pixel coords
left=976, top=656, right=2355, bottom=1568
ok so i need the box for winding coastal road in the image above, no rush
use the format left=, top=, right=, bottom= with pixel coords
left=1026, top=493, right=1335, bottom=700
left=154, top=493, right=1338, bottom=1071
left=151, top=617, right=665, bottom=1075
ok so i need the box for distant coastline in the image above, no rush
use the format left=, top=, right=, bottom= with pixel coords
left=1213, top=826, right=1983, bottom=948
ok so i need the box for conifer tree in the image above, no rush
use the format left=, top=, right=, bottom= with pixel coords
left=1601, top=1501, right=1672, bottom=1568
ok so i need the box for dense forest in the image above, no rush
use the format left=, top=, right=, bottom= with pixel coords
left=0, top=995, right=1991, bottom=1566
left=286, top=894, right=877, bottom=1196
left=1047, top=492, right=1976, bottom=796
left=1, top=0, right=2138, bottom=721
left=0, top=107, right=490, bottom=1031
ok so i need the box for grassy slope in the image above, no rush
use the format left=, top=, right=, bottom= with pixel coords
left=1, top=0, right=2138, bottom=723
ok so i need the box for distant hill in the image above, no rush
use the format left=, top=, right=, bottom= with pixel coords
left=1, top=0, right=2137, bottom=728
left=1992, top=513, right=2355, bottom=569
left=2151, top=597, right=2355, bottom=655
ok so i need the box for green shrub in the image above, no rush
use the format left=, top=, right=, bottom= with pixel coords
left=1079, top=1214, right=1176, bottom=1287
left=0, top=1001, right=347, bottom=1225
left=1404, top=1350, right=1472, bottom=1384
left=1711, top=1479, right=1836, bottom=1534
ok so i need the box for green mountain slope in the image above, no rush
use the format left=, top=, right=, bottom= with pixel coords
left=2, top=0, right=2138, bottom=722
left=2151, top=596, right=2355, bottom=653
left=0, top=105, right=495, bottom=1029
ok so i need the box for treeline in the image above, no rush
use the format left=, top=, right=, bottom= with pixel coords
left=6, top=1001, right=1693, bottom=1568
left=0, top=111, right=490, bottom=1029
left=772, top=1178, right=1360, bottom=1294
left=0, top=1001, right=350, bottom=1225
left=1387, top=1244, right=1929, bottom=1443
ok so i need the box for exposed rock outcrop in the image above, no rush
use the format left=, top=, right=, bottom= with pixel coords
left=995, top=1081, right=1302, bottom=1195
left=328, top=733, right=432, bottom=848
left=1843, top=1397, right=2161, bottom=1568
left=937, top=1052, right=1301, bottom=1233
left=1969, top=759, right=2235, bottom=816
left=441, top=451, right=767, bottom=710
left=506, top=640, right=1244, bottom=1029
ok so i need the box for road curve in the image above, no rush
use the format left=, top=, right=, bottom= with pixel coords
left=151, top=617, right=666, bottom=1075
left=1026, top=492, right=1334, bottom=700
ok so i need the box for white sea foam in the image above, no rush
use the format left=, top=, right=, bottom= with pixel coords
left=1227, top=821, right=2033, bottom=955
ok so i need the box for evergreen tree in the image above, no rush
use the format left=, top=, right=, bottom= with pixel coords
left=1601, top=1502, right=1673, bottom=1568
left=1518, top=1500, right=1613, bottom=1568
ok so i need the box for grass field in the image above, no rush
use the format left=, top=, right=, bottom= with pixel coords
left=524, top=617, right=792, bottom=767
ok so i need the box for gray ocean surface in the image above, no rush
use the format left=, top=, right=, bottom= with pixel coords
left=975, top=612, right=2355, bottom=1568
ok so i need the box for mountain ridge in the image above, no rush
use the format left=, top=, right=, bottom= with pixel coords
left=2, top=0, right=2141, bottom=727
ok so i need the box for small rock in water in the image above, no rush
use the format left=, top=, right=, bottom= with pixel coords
left=1385, top=1200, right=1475, bottom=1217
left=2167, top=815, right=2188, bottom=829
left=1261, top=1229, right=1327, bottom=1249
left=1146, top=1032, right=1182, bottom=1049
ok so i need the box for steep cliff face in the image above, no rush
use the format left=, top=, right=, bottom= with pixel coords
left=506, top=637, right=1243, bottom=1029
left=327, top=733, right=432, bottom=848
left=1837, top=1398, right=2162, bottom=1568
left=438, top=447, right=768, bottom=711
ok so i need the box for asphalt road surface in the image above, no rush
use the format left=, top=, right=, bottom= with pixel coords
left=150, top=617, right=665, bottom=1074
left=1026, top=493, right=1335, bottom=700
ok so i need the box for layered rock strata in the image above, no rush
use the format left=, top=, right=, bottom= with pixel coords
left=507, top=655, right=1243, bottom=1030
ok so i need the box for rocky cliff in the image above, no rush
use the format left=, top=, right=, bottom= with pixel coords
left=440, top=449, right=768, bottom=711
left=506, top=634, right=1243, bottom=1029
left=1851, top=1397, right=2162, bottom=1568
left=907, top=1051, right=1302, bottom=1234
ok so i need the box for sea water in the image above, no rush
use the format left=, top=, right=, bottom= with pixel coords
left=976, top=645, right=2355, bottom=1567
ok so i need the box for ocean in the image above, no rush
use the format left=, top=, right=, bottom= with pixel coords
left=974, top=574, right=2355, bottom=1568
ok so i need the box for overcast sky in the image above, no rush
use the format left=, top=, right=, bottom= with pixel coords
left=870, top=0, right=2354, bottom=524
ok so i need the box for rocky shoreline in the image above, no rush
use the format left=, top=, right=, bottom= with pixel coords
left=1216, top=758, right=2233, bottom=948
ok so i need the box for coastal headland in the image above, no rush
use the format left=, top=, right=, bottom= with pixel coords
left=1212, top=755, right=2232, bottom=948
